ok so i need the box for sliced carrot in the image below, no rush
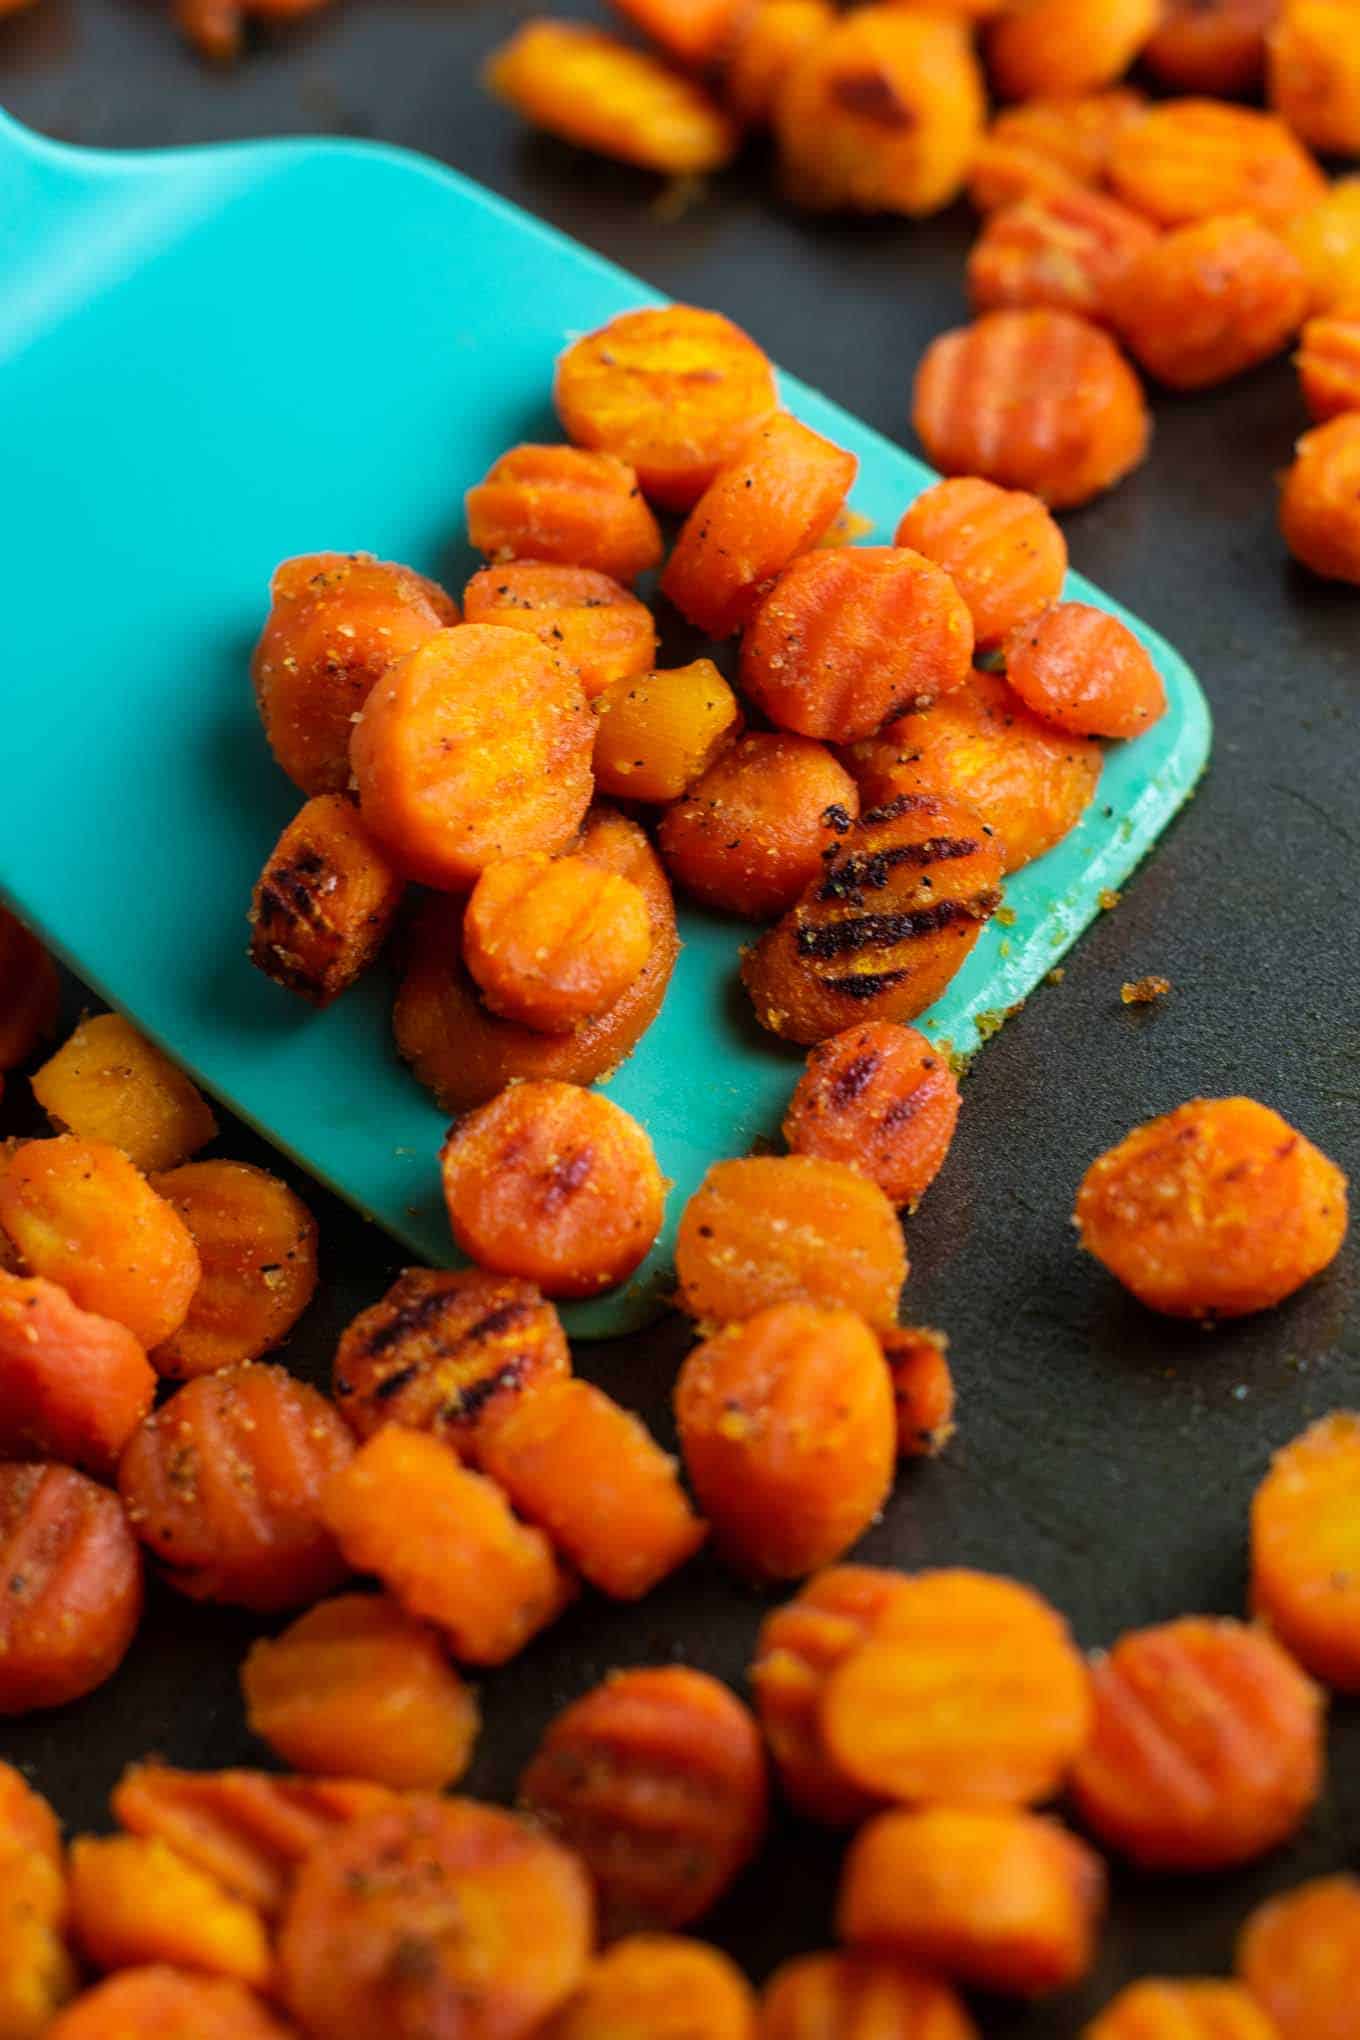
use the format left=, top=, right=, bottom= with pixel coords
left=68, top=1834, right=271, bottom=1987
left=1109, top=98, right=1327, bottom=230
left=1237, top=1873, right=1360, bottom=2040
left=0, top=1463, right=143, bottom=1714
left=1251, top=1411, right=1360, bottom=1692
left=657, top=733, right=858, bottom=920
left=147, top=1161, right=318, bottom=1380
left=0, top=1269, right=154, bottom=1478
left=249, top=794, right=404, bottom=1006
left=783, top=1022, right=961, bottom=1209
left=895, top=478, right=1067, bottom=653
left=462, top=562, right=655, bottom=700
left=31, top=1013, right=217, bottom=1173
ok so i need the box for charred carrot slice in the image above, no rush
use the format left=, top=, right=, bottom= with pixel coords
left=555, top=307, right=778, bottom=512
left=466, top=443, right=664, bottom=584
left=658, top=732, right=858, bottom=921
left=1069, top=1615, right=1323, bottom=1870
left=251, top=551, right=456, bottom=797
left=117, top=1364, right=353, bottom=1611
left=783, top=1022, right=961, bottom=1209
left=320, top=1425, right=574, bottom=1665
left=552, top=1934, right=757, bottom=2040
left=277, top=1796, right=594, bottom=2040
left=520, top=1666, right=767, bottom=1935
left=1251, top=1411, right=1360, bottom=1692
left=741, top=548, right=974, bottom=742
left=332, top=1266, right=570, bottom=1461
left=1074, top=1096, right=1348, bottom=1317
left=477, top=1378, right=706, bottom=1599
left=250, top=794, right=404, bottom=1006
left=759, top=1952, right=978, bottom=2040
left=913, top=310, right=1150, bottom=510
left=351, top=624, right=595, bottom=892
left=0, top=1135, right=201, bottom=1352
left=68, top=1834, right=272, bottom=1987
left=1109, top=99, right=1327, bottom=230
left=31, top=1013, right=217, bottom=1173
left=111, top=1764, right=399, bottom=1918
left=0, top=1463, right=143, bottom=1714
left=845, top=669, right=1102, bottom=875
left=986, top=0, right=1160, bottom=101
left=441, top=1080, right=665, bottom=1298
left=462, top=562, right=656, bottom=700
left=674, top=1302, right=895, bottom=1582
left=486, top=20, right=739, bottom=175
left=1237, top=1873, right=1360, bottom=2040
left=241, top=1593, right=480, bottom=1791
left=662, top=414, right=856, bottom=639
left=817, top=1570, right=1092, bottom=1808
left=895, top=478, right=1067, bottom=653
left=774, top=8, right=986, bottom=217
left=394, top=808, right=679, bottom=1113
left=146, top=1160, right=318, bottom=1381
left=839, top=1806, right=1105, bottom=1998
left=0, top=1269, right=155, bottom=1479
left=675, top=1155, right=906, bottom=1328
left=741, top=792, right=1004, bottom=1045
left=1003, top=601, right=1166, bottom=738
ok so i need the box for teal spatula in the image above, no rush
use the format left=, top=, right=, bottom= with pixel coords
left=0, top=110, right=1211, bottom=1336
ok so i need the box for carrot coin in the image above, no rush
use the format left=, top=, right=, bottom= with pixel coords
left=1284, top=176, right=1360, bottom=314
left=146, top=1160, right=318, bottom=1381
left=47, top=1969, right=295, bottom=2040
left=1004, top=602, right=1166, bottom=739
left=774, top=8, right=986, bottom=217
left=913, top=310, right=1150, bottom=510
left=967, top=188, right=1160, bottom=328
left=241, top=1592, right=480, bottom=1791
left=740, top=548, right=974, bottom=742
left=758, top=1952, right=978, bottom=2040
left=520, top=1665, right=767, bottom=1935
left=351, top=625, right=595, bottom=892
left=838, top=1806, right=1105, bottom=1998
left=1297, top=302, right=1360, bottom=421
left=818, top=1570, right=1091, bottom=1808
left=117, top=1363, right=352, bottom=1611
left=462, top=563, right=655, bottom=701
left=1084, top=1979, right=1277, bottom=2040
left=676, top=1155, right=906, bottom=1328
left=986, top=0, right=1160, bottom=101
left=1070, top=1615, right=1323, bottom=1870
left=658, top=733, right=858, bottom=920
left=463, top=853, right=652, bottom=1033
left=1269, top=1, right=1360, bottom=158
left=1074, top=1096, right=1348, bottom=1317
left=675, top=1302, right=896, bottom=1582
left=0, top=1270, right=155, bottom=1479
left=0, top=1135, right=200, bottom=1353
left=251, top=552, right=456, bottom=797
left=395, top=808, right=679, bottom=1113
left=277, top=1795, right=594, bottom=2040
left=895, top=478, right=1067, bottom=652
left=466, top=443, right=663, bottom=584
left=67, top=1833, right=272, bottom=1987
left=249, top=794, right=404, bottom=1006
left=320, top=1425, right=574, bottom=1665
left=332, top=1266, right=570, bottom=1461
left=783, top=1022, right=961, bottom=1209
left=486, top=20, right=738, bottom=175
left=440, top=1080, right=665, bottom=1298
left=1281, top=411, right=1360, bottom=583
left=478, top=1377, right=706, bottom=1599
left=1251, top=1411, right=1360, bottom=1692
left=1109, top=98, right=1327, bottom=231
left=661, top=414, right=856, bottom=639
left=741, top=792, right=1004, bottom=1046
left=968, top=90, right=1147, bottom=213
left=1110, top=213, right=1308, bottom=390
left=0, top=1462, right=143, bottom=1714
left=845, top=669, right=1102, bottom=873
left=882, top=1325, right=956, bottom=1459
left=593, top=661, right=742, bottom=804
left=551, top=1934, right=757, bottom=2040
left=555, top=307, right=778, bottom=512
left=749, top=1566, right=920, bottom=1825
left=31, top=1013, right=217, bottom=1174
left=1237, top=1873, right=1360, bottom=2040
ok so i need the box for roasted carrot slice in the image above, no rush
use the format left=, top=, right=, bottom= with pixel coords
left=881, top=1325, right=956, bottom=1459
left=968, top=89, right=1146, bottom=213
left=1109, top=98, right=1327, bottom=230
left=555, top=306, right=778, bottom=512
left=462, top=562, right=655, bottom=701
left=31, top=1013, right=217, bottom=1173
left=895, top=478, right=1067, bottom=653
left=1070, top=1615, right=1323, bottom=1870
left=46, top=1968, right=294, bottom=2040
left=658, top=733, right=857, bottom=920
left=1237, top=1873, right=1360, bottom=2040
left=146, top=1160, right=318, bottom=1380
left=783, top=1022, right=961, bottom=1209
left=1251, top=1411, right=1360, bottom=1692
left=593, top=661, right=741, bottom=804
left=0, top=1463, right=143, bottom=1714
left=520, top=1666, right=767, bottom=1934
left=759, top=1952, right=978, bottom=2040
left=725, top=0, right=834, bottom=127
left=68, top=1833, right=272, bottom=1987
left=1284, top=177, right=1360, bottom=315
left=463, top=852, right=653, bottom=1033
left=1085, top=1978, right=1277, bottom=2039
left=1281, top=411, right=1360, bottom=583
left=1297, top=301, right=1360, bottom=422
left=552, top=1934, right=757, bottom=2040
left=466, top=443, right=664, bottom=584
left=250, top=794, right=404, bottom=1006
left=1268, top=1, right=1360, bottom=158
left=1004, top=601, right=1166, bottom=738
left=351, top=624, right=595, bottom=892
left=0, top=1269, right=155, bottom=1478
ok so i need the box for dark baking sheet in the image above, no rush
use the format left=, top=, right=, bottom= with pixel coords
left=2, top=6, right=1357, bottom=2030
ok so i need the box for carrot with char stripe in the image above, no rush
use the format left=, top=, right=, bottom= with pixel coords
left=741, top=792, right=1004, bottom=1045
